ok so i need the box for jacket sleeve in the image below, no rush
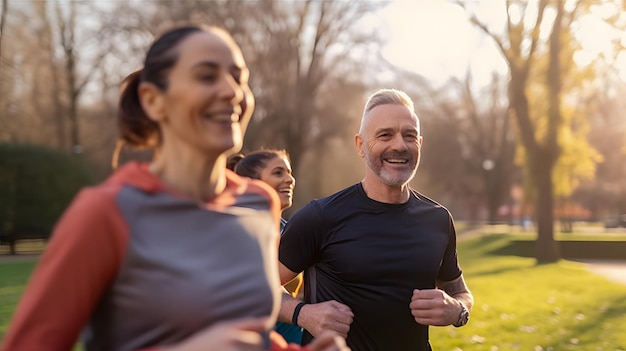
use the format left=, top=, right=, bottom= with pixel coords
left=0, top=186, right=129, bottom=351
left=269, top=330, right=312, bottom=351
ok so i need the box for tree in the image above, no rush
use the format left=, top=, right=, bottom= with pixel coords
left=138, top=0, right=385, bottom=199
left=573, top=83, right=626, bottom=220
left=0, top=0, right=8, bottom=136
left=53, top=1, right=110, bottom=154
left=193, top=1, right=383, bottom=173
left=395, top=70, right=518, bottom=223
left=0, top=0, right=22, bottom=144
left=0, top=2, right=57, bottom=146
left=457, top=0, right=607, bottom=263
left=34, top=1, right=66, bottom=151
left=444, top=73, right=517, bottom=223
left=1, top=1, right=115, bottom=155
left=239, top=1, right=384, bottom=198
left=0, top=0, right=6, bottom=57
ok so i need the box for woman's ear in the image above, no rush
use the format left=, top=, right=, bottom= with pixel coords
left=138, top=82, right=167, bottom=122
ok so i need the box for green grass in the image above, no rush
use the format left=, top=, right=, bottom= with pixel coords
left=1, top=233, right=625, bottom=350
left=0, top=260, right=37, bottom=340
left=0, top=258, right=83, bottom=351
left=497, top=231, right=626, bottom=241
left=431, top=233, right=626, bottom=351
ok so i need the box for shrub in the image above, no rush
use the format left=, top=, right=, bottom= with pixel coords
left=0, top=144, right=94, bottom=245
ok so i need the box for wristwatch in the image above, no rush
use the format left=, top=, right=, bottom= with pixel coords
left=453, top=302, right=469, bottom=327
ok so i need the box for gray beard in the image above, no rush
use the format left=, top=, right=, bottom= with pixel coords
left=364, top=155, right=417, bottom=187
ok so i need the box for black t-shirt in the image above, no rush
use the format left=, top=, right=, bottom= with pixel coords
left=279, top=183, right=461, bottom=351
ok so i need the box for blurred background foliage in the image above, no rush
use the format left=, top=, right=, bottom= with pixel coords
left=0, top=0, right=625, bottom=262
left=0, top=144, right=94, bottom=243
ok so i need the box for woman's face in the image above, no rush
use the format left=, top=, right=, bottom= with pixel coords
left=259, top=156, right=295, bottom=210
left=151, top=30, right=253, bottom=158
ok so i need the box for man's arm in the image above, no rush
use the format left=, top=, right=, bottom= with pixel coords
left=277, top=263, right=354, bottom=338
left=409, top=274, right=473, bottom=327
left=437, top=274, right=473, bottom=314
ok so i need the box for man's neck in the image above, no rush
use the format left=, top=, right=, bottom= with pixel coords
left=360, top=178, right=410, bottom=204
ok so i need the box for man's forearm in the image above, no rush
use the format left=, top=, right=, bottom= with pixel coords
left=453, top=291, right=473, bottom=311
left=278, top=291, right=303, bottom=323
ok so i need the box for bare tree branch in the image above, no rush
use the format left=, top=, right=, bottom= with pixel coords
left=522, top=0, right=548, bottom=75
left=0, top=0, right=7, bottom=57
left=456, top=0, right=509, bottom=62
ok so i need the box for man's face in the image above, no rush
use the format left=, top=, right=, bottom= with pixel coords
left=356, top=104, right=422, bottom=187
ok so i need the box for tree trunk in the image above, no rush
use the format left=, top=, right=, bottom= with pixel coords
left=533, top=0, right=564, bottom=263
left=40, top=2, right=67, bottom=152
left=60, top=2, right=81, bottom=154
left=484, top=169, right=500, bottom=223
left=533, top=155, right=560, bottom=263
left=509, top=79, right=561, bottom=263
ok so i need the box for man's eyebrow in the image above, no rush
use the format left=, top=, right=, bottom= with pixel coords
left=374, top=127, right=394, bottom=134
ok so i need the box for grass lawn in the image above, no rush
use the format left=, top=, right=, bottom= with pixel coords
left=0, top=260, right=37, bottom=341
left=1, top=232, right=625, bottom=350
left=430, top=233, right=626, bottom=351
left=0, top=259, right=83, bottom=351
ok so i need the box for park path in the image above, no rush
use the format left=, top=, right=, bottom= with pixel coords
left=457, top=224, right=626, bottom=286
left=574, top=259, right=626, bottom=286
left=0, top=253, right=41, bottom=263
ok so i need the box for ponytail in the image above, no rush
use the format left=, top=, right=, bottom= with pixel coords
left=117, top=69, right=161, bottom=149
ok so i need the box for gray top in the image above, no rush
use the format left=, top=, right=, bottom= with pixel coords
left=0, top=162, right=283, bottom=351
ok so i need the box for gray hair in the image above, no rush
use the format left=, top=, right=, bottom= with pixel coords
left=359, top=89, right=418, bottom=134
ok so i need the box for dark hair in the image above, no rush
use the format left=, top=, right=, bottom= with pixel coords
left=117, top=25, right=206, bottom=149
left=226, top=153, right=244, bottom=171
left=229, top=149, right=290, bottom=179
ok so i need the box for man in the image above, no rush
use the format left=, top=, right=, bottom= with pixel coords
left=277, top=89, right=473, bottom=351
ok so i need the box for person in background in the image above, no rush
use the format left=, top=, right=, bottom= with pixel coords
left=229, top=149, right=304, bottom=344
left=277, top=88, right=473, bottom=351
left=0, top=23, right=348, bottom=351
left=228, top=149, right=295, bottom=232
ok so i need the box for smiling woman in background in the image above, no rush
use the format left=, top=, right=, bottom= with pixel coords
left=0, top=23, right=347, bottom=351
left=229, top=149, right=305, bottom=344
left=229, top=149, right=296, bottom=216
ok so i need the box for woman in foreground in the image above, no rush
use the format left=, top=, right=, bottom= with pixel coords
left=0, top=24, right=347, bottom=351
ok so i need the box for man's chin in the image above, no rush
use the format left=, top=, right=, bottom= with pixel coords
left=379, top=171, right=415, bottom=187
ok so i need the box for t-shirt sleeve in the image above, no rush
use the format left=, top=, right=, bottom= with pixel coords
left=437, top=212, right=462, bottom=282
left=279, top=201, right=324, bottom=274
left=0, top=186, right=129, bottom=351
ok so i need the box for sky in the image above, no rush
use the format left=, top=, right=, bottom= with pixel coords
left=375, top=0, right=507, bottom=87
left=374, top=0, right=626, bottom=86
